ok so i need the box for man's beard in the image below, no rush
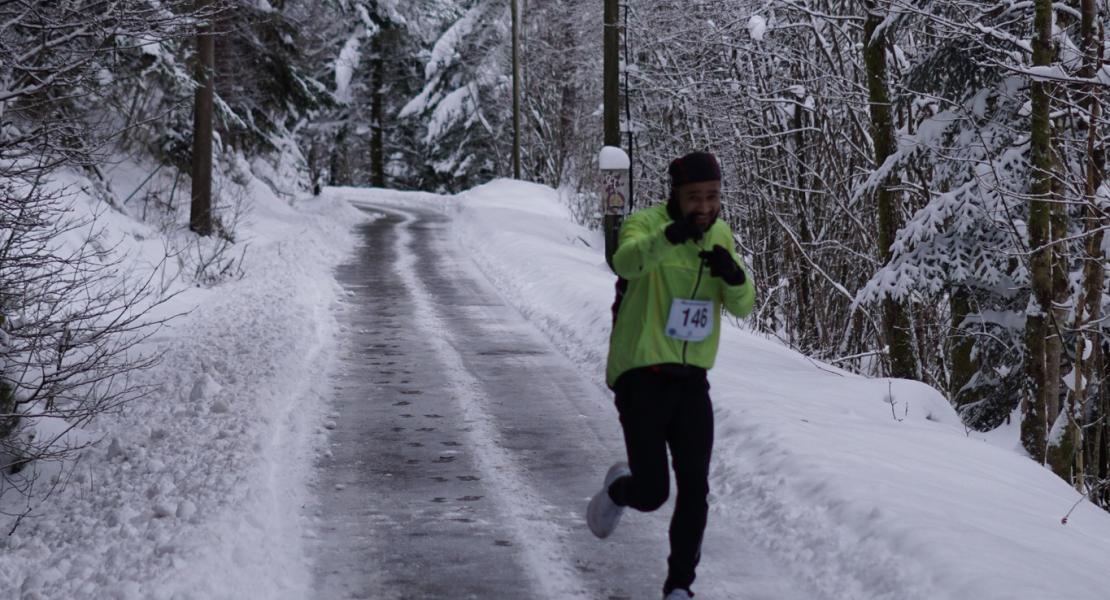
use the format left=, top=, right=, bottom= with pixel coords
left=689, top=209, right=719, bottom=232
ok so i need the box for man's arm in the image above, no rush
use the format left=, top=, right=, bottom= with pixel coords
left=720, top=235, right=755, bottom=318
left=612, top=213, right=673, bottom=280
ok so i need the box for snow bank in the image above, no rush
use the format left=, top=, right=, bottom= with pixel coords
left=443, top=179, right=1110, bottom=600
left=0, top=164, right=364, bottom=599
left=748, top=15, right=768, bottom=42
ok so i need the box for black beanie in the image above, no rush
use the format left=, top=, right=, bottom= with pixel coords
left=667, top=151, right=721, bottom=220
left=668, top=151, right=721, bottom=188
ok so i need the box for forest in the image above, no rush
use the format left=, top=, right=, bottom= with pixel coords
left=393, top=0, right=1110, bottom=510
left=0, top=0, right=1108, bottom=529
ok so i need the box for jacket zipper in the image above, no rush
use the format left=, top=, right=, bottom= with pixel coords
left=682, top=243, right=708, bottom=366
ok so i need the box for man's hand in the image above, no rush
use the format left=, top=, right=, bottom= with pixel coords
left=698, top=245, right=745, bottom=286
left=664, top=213, right=703, bottom=245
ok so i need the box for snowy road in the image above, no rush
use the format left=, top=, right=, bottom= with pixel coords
left=308, top=195, right=821, bottom=600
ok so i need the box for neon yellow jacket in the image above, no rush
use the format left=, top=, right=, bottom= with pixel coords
left=606, top=203, right=756, bottom=388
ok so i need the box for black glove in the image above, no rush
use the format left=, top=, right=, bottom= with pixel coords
left=664, top=213, right=703, bottom=245
left=699, top=244, right=745, bottom=286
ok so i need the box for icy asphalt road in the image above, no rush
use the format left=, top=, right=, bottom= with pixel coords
left=308, top=198, right=822, bottom=600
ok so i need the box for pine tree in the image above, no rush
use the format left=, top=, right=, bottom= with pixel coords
left=399, top=1, right=510, bottom=191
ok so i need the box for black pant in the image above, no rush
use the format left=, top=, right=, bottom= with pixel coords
left=608, top=365, right=713, bottom=595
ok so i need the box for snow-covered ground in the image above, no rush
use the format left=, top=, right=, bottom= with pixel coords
left=335, top=179, right=1110, bottom=600
left=0, top=161, right=366, bottom=599
left=4, top=173, right=1110, bottom=599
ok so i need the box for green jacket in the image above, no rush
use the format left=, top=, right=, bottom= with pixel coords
left=606, top=203, right=756, bottom=388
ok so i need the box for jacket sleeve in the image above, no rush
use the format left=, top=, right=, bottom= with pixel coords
left=720, top=233, right=756, bottom=318
left=612, top=212, right=674, bottom=280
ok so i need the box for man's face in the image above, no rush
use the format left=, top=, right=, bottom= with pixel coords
left=676, top=180, right=722, bottom=231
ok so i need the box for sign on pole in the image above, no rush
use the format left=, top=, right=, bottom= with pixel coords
left=599, top=146, right=630, bottom=269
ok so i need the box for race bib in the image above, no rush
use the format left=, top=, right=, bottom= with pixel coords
left=665, top=299, right=713, bottom=342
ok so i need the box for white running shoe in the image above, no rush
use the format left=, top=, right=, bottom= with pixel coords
left=664, top=589, right=693, bottom=600
left=586, top=462, right=630, bottom=539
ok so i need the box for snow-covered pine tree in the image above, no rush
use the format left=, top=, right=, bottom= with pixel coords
left=853, top=0, right=1110, bottom=499
left=852, top=1, right=1040, bottom=425
left=102, top=1, right=336, bottom=193
left=315, top=0, right=434, bottom=188
left=399, top=0, right=511, bottom=192
left=519, top=0, right=601, bottom=190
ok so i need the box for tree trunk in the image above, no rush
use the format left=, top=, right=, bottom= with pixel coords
left=557, top=80, right=576, bottom=186
left=1100, top=345, right=1110, bottom=506
left=1045, top=183, right=1070, bottom=475
left=863, top=0, right=916, bottom=380
left=792, top=95, right=816, bottom=352
left=330, top=124, right=349, bottom=186
left=1068, top=8, right=1106, bottom=490
left=949, top=286, right=978, bottom=408
left=0, top=380, right=17, bottom=441
left=511, top=0, right=522, bottom=179
left=190, top=0, right=215, bottom=237
left=370, top=27, right=385, bottom=188
left=1022, top=0, right=1055, bottom=463
left=306, top=137, right=321, bottom=195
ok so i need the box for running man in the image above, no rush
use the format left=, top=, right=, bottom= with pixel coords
left=587, top=151, right=756, bottom=600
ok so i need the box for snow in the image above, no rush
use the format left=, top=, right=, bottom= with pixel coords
left=399, top=5, right=484, bottom=121
left=334, top=34, right=361, bottom=103
left=748, top=15, right=768, bottom=42
left=398, top=82, right=434, bottom=119
left=598, top=146, right=630, bottom=170
left=137, top=35, right=165, bottom=59
left=422, top=83, right=476, bottom=147
left=424, top=7, right=479, bottom=80
left=6, top=171, right=1110, bottom=599
left=1063, top=365, right=1086, bottom=392
left=1019, top=65, right=1069, bottom=81
left=0, top=159, right=365, bottom=598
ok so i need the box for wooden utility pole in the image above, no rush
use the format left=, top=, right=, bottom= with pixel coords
left=603, top=0, right=619, bottom=146
left=190, top=0, right=215, bottom=236
left=603, top=0, right=621, bottom=267
left=511, top=0, right=522, bottom=179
